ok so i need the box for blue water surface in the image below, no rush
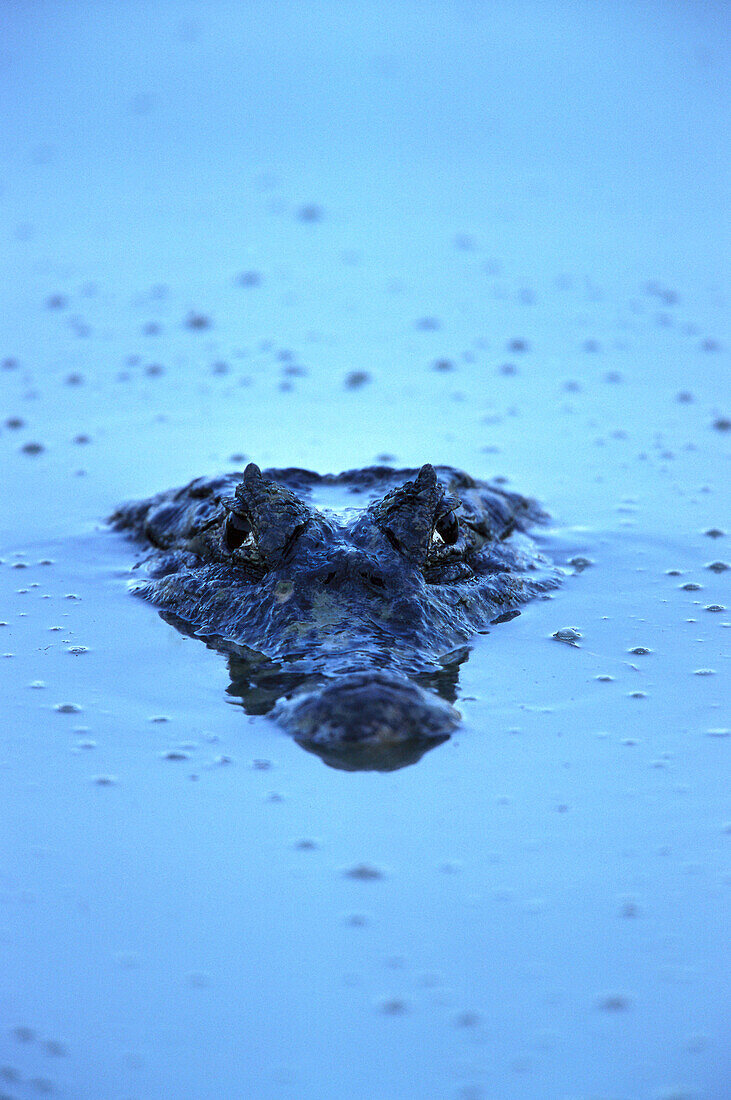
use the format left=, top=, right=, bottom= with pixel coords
left=0, top=3, right=729, bottom=1098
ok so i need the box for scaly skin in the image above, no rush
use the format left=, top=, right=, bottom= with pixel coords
left=110, top=463, right=559, bottom=770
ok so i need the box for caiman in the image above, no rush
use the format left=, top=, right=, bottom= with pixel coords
left=110, top=463, right=558, bottom=770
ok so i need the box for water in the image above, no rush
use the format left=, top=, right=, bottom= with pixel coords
left=1, top=2, right=729, bottom=1097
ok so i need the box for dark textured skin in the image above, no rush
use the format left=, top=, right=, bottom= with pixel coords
left=110, top=462, right=559, bottom=770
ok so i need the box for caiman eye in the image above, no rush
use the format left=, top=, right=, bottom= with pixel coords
left=224, top=511, right=253, bottom=551
left=435, top=510, right=459, bottom=546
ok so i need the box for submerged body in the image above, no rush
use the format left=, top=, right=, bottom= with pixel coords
left=111, top=463, right=559, bottom=768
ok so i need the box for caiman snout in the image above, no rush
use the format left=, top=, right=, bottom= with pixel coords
left=274, top=669, right=460, bottom=748
left=310, top=548, right=390, bottom=594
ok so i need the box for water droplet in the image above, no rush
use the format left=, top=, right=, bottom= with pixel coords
left=345, top=863, right=385, bottom=881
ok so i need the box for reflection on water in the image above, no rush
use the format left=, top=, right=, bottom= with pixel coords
left=296, top=732, right=451, bottom=772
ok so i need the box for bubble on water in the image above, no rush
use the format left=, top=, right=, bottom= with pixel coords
left=704, top=528, right=725, bottom=538
left=12, top=1026, right=35, bottom=1042
left=595, top=992, right=633, bottom=1012
left=184, top=311, right=211, bottom=330
left=680, top=582, right=702, bottom=591
left=236, top=270, right=262, bottom=287
left=433, top=358, right=455, bottom=372
left=377, top=997, right=408, bottom=1015
left=160, top=750, right=189, bottom=761
left=345, top=863, right=385, bottom=881
left=344, top=913, right=369, bottom=927
left=596, top=674, right=614, bottom=682
left=705, top=728, right=729, bottom=738
left=92, top=774, right=117, bottom=786
left=693, top=668, right=715, bottom=676
left=294, top=838, right=318, bottom=850
left=20, top=442, right=45, bottom=455
left=552, top=627, right=582, bottom=645
left=149, top=715, right=170, bottom=723
left=704, top=603, right=725, bottom=612
left=43, top=1040, right=66, bottom=1057
left=568, top=556, right=593, bottom=571
left=297, top=203, right=323, bottom=223
left=54, top=703, right=81, bottom=714
left=344, top=370, right=371, bottom=390
left=66, top=646, right=88, bottom=656
left=629, top=646, right=651, bottom=655
left=454, top=1010, right=481, bottom=1027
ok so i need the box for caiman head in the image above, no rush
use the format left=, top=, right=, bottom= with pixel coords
left=112, top=461, right=556, bottom=770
